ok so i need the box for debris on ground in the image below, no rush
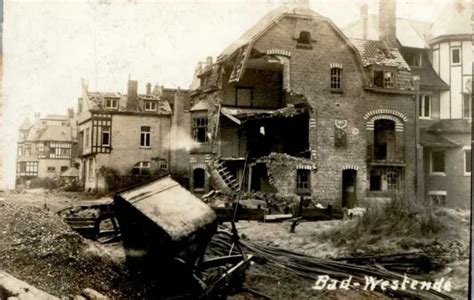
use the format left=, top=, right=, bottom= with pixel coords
left=0, top=200, right=135, bottom=298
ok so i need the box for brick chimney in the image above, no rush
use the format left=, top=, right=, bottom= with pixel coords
left=206, top=56, right=213, bottom=68
left=379, top=0, right=397, bottom=47
left=146, top=82, right=151, bottom=95
left=127, top=80, right=138, bottom=110
left=361, top=4, right=369, bottom=40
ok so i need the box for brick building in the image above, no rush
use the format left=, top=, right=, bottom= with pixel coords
left=76, top=79, right=190, bottom=193
left=188, top=0, right=418, bottom=208
left=16, top=113, right=78, bottom=185
left=344, top=0, right=471, bottom=208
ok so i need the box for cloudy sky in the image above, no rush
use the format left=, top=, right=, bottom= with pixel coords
left=1, top=0, right=454, bottom=188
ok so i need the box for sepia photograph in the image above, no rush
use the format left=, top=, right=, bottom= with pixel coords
left=0, top=0, right=472, bottom=299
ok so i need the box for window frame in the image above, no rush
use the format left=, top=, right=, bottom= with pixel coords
left=430, top=150, right=446, bottom=176
left=464, top=146, right=471, bottom=176
left=105, top=98, right=119, bottom=109
left=140, top=126, right=151, bottom=148
left=419, top=94, right=432, bottom=119
left=192, top=116, right=209, bottom=144
left=428, top=191, right=447, bottom=206
left=372, top=69, right=396, bottom=89
left=102, top=127, right=111, bottom=147
left=144, top=101, right=157, bottom=112
left=450, top=47, right=461, bottom=65
left=296, top=169, right=311, bottom=191
left=47, top=166, right=56, bottom=173
left=330, top=67, right=343, bottom=91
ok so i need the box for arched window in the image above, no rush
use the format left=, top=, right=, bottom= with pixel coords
left=193, top=168, right=205, bottom=189
left=297, top=31, right=311, bottom=45
left=374, top=119, right=396, bottom=161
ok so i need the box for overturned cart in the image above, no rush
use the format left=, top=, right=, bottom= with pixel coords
left=114, top=176, right=253, bottom=299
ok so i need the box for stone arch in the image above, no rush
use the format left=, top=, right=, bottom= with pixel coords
left=364, top=109, right=407, bottom=132
left=342, top=164, right=359, bottom=171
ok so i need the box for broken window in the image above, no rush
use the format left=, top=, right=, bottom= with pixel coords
left=330, top=67, right=342, bottom=90
left=102, top=127, right=110, bottom=146
left=132, top=161, right=151, bottom=176
left=383, top=72, right=394, bottom=88
left=192, top=117, right=209, bottom=143
left=374, top=119, right=395, bottom=161
left=105, top=98, right=119, bottom=109
left=296, top=169, right=310, bottom=190
left=144, top=101, right=157, bottom=111
left=431, top=151, right=445, bottom=174
left=451, top=48, right=461, bottom=65
left=297, top=31, right=311, bottom=45
left=61, top=166, right=68, bottom=172
left=47, top=167, right=56, bottom=173
left=193, top=168, right=205, bottom=189
left=140, top=126, right=151, bottom=147
left=369, top=169, right=382, bottom=191
left=463, top=94, right=471, bottom=119
left=373, top=70, right=395, bottom=88
left=419, top=95, right=431, bottom=118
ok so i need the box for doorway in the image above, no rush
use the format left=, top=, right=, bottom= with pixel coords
left=342, top=169, right=357, bottom=208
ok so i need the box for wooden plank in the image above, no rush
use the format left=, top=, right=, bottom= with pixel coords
left=264, top=214, right=292, bottom=222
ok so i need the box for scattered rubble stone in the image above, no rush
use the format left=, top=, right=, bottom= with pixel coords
left=0, top=201, right=134, bottom=298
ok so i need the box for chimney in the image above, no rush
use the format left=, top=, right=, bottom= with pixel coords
left=294, top=0, right=310, bottom=9
left=206, top=56, right=213, bottom=67
left=67, top=108, right=74, bottom=119
left=127, top=80, right=138, bottom=110
left=146, top=82, right=151, bottom=95
left=360, top=4, right=369, bottom=40
left=379, top=0, right=397, bottom=47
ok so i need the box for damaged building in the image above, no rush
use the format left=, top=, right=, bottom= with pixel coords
left=187, top=0, right=417, bottom=208
left=344, top=0, right=471, bottom=208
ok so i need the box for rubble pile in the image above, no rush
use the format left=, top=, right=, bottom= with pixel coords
left=0, top=201, right=134, bottom=298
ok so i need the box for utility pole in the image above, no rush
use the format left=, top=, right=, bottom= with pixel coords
left=413, top=76, right=425, bottom=205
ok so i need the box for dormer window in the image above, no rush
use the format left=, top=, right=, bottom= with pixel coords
left=144, top=101, right=157, bottom=111
left=105, top=98, right=119, bottom=109
left=373, top=70, right=395, bottom=88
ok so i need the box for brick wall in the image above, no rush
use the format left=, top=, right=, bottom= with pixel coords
left=248, top=16, right=417, bottom=207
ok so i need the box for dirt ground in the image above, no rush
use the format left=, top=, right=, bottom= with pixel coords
left=0, top=189, right=470, bottom=299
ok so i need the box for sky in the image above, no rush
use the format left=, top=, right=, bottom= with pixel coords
left=1, top=0, right=455, bottom=188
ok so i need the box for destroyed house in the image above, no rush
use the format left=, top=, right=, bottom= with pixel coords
left=344, top=0, right=471, bottom=208
left=188, top=1, right=417, bottom=208
left=16, top=113, right=78, bottom=184
left=76, top=80, right=180, bottom=193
